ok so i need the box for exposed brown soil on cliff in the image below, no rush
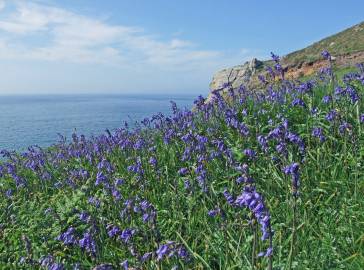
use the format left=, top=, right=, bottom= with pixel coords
left=284, top=51, right=364, bottom=79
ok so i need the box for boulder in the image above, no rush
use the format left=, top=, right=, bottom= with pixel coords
left=209, top=58, right=264, bottom=91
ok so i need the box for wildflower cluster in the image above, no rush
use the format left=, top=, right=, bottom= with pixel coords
left=0, top=50, right=363, bottom=269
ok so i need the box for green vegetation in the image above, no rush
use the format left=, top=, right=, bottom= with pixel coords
left=284, top=22, right=364, bottom=65
left=0, top=57, right=364, bottom=269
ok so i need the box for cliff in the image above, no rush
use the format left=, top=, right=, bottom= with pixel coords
left=210, top=21, right=364, bottom=92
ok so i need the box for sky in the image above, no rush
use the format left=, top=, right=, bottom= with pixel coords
left=0, top=0, right=363, bottom=95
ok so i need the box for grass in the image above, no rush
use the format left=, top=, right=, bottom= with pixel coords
left=284, top=21, right=364, bottom=65
left=0, top=60, right=364, bottom=269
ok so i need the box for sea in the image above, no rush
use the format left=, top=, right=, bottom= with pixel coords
left=0, top=94, right=197, bottom=152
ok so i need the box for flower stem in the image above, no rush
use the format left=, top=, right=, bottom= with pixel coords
left=268, top=224, right=273, bottom=270
left=251, top=220, right=257, bottom=270
left=288, top=198, right=296, bottom=270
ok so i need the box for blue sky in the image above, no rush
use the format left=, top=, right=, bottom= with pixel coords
left=0, top=0, right=363, bottom=95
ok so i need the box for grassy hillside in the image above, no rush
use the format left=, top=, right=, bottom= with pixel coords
left=0, top=55, right=364, bottom=269
left=210, top=22, right=364, bottom=92
left=284, top=21, right=364, bottom=65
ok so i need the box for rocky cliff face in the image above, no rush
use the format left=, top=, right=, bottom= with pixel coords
left=209, top=21, right=364, bottom=95
left=209, top=58, right=265, bottom=92
left=209, top=51, right=364, bottom=95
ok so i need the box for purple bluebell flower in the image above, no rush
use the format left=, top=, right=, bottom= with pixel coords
left=114, top=178, right=124, bottom=186
left=276, top=142, right=287, bottom=156
left=267, top=121, right=287, bottom=140
left=297, top=81, right=314, bottom=94
left=120, top=260, right=128, bottom=270
left=292, top=98, right=306, bottom=108
left=271, top=52, right=280, bottom=63
left=208, top=208, right=221, bottom=217
left=235, top=163, right=249, bottom=173
left=178, top=167, right=189, bottom=176
left=57, top=227, right=77, bottom=245
left=257, top=135, right=268, bottom=152
left=223, top=189, right=235, bottom=205
left=235, top=186, right=273, bottom=257
left=149, top=156, right=157, bottom=167
left=93, top=264, right=113, bottom=270
left=266, top=66, right=275, bottom=79
left=322, top=95, right=332, bottom=104
left=95, top=171, right=107, bottom=186
left=49, top=263, right=65, bottom=270
left=258, top=247, right=273, bottom=257
left=312, top=127, right=326, bottom=142
left=88, top=197, right=101, bottom=208
left=5, top=189, right=13, bottom=198
left=79, top=230, right=97, bottom=256
left=181, top=132, right=193, bottom=143
left=142, top=211, right=156, bottom=223
left=339, top=122, right=352, bottom=135
left=258, top=74, right=267, bottom=84
left=266, top=247, right=273, bottom=257
left=133, top=138, right=145, bottom=150
left=360, top=114, right=364, bottom=123
left=182, top=147, right=192, bottom=161
left=97, top=158, right=113, bottom=173
left=184, top=179, right=191, bottom=190
left=79, top=211, right=89, bottom=222
left=346, top=86, right=360, bottom=103
left=141, top=252, right=153, bottom=263
left=196, top=171, right=207, bottom=192
left=177, top=246, right=189, bottom=260
left=156, top=243, right=170, bottom=261
left=274, top=63, right=283, bottom=72
left=286, top=132, right=305, bottom=154
left=236, top=175, right=254, bottom=184
left=239, top=123, right=250, bottom=136
left=119, top=228, right=135, bottom=244
left=283, top=163, right=300, bottom=196
left=163, top=128, right=175, bottom=144
left=236, top=176, right=245, bottom=184
left=127, top=157, right=144, bottom=176
left=112, top=187, right=122, bottom=201
left=155, top=241, right=188, bottom=261
left=321, top=50, right=331, bottom=60
left=193, top=95, right=206, bottom=108
left=335, top=86, right=346, bottom=96
left=39, top=255, right=54, bottom=267
left=243, top=149, right=256, bottom=159
left=107, top=224, right=121, bottom=238
left=311, top=107, right=318, bottom=115
left=325, top=109, right=338, bottom=122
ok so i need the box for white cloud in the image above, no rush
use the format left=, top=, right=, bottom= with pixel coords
left=0, top=1, right=235, bottom=70
left=0, top=1, right=262, bottom=94
left=0, top=0, right=5, bottom=10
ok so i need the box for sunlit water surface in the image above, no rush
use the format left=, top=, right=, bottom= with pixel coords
left=0, top=94, right=196, bottom=152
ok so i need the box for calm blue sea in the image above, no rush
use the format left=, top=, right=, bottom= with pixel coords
left=0, top=94, right=196, bottom=152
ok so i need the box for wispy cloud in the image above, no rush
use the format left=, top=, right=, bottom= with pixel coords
left=0, top=1, right=237, bottom=69
left=0, top=1, right=263, bottom=94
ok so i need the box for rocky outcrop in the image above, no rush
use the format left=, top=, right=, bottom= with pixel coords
left=209, top=51, right=364, bottom=96
left=209, top=21, right=364, bottom=96
left=209, top=58, right=264, bottom=91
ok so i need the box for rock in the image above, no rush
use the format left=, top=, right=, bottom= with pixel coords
left=249, top=58, right=264, bottom=70
left=209, top=58, right=264, bottom=92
